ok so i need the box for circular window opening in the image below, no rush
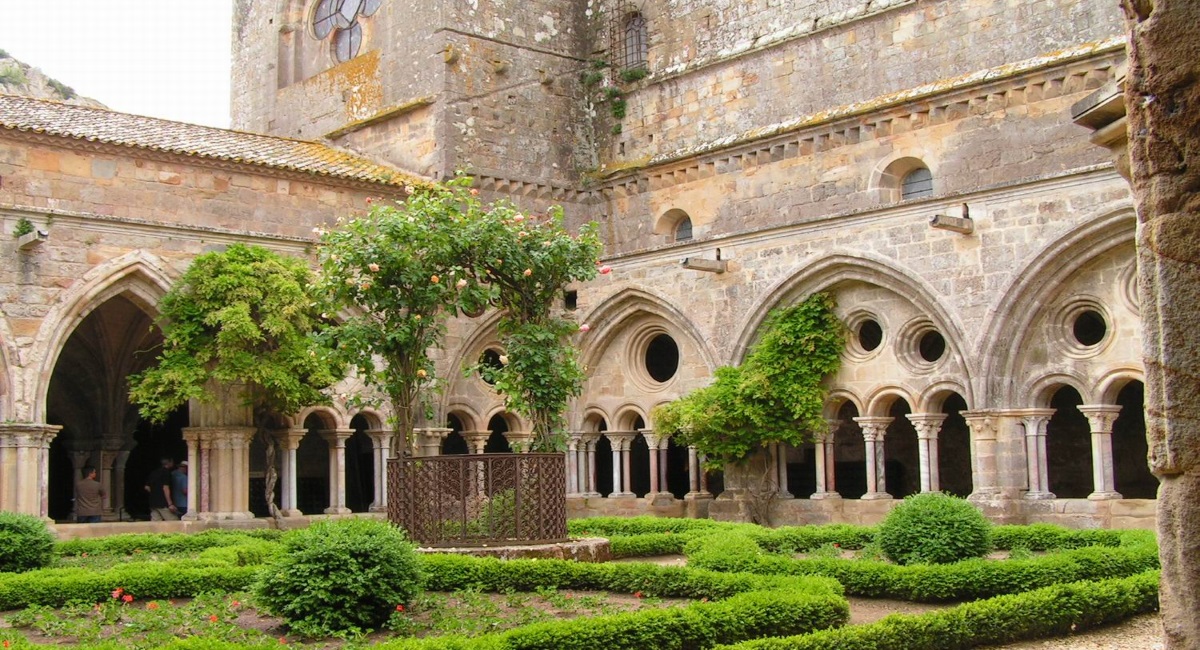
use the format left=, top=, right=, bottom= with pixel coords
left=645, top=334, right=679, bottom=383
left=858, top=320, right=883, bottom=352
left=1073, top=310, right=1107, bottom=346
left=918, top=330, right=946, bottom=362
left=479, top=348, right=504, bottom=385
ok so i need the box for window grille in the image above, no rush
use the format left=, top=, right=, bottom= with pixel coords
left=901, top=167, right=933, bottom=200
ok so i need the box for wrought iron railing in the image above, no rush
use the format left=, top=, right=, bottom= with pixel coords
left=388, top=453, right=567, bottom=546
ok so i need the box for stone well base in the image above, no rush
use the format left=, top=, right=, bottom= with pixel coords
left=416, top=537, right=611, bottom=562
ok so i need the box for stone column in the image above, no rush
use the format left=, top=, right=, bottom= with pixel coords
left=367, top=429, right=395, bottom=512
left=0, top=425, right=61, bottom=518
left=906, top=413, right=947, bottom=493
left=607, top=432, right=636, bottom=497
left=181, top=430, right=201, bottom=521
left=566, top=432, right=582, bottom=496
left=461, top=430, right=491, bottom=455
left=180, top=426, right=255, bottom=520
left=580, top=433, right=601, bottom=497
left=506, top=431, right=535, bottom=452
left=685, top=445, right=701, bottom=497
left=643, top=430, right=663, bottom=496
left=1077, top=405, right=1123, bottom=500
left=698, top=453, right=711, bottom=494
left=112, top=450, right=132, bottom=517
left=68, top=451, right=91, bottom=518
left=812, top=421, right=841, bottom=499
left=414, top=427, right=450, bottom=458
left=774, top=442, right=792, bottom=498
left=854, top=417, right=892, bottom=500
left=273, top=428, right=305, bottom=517
left=1014, top=409, right=1056, bottom=499
left=320, top=428, right=353, bottom=514
left=962, top=411, right=1002, bottom=500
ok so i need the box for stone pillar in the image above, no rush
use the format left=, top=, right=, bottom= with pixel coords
left=1077, top=405, right=1123, bottom=500
left=642, top=430, right=663, bottom=496
left=962, top=411, right=1002, bottom=500
left=812, top=421, right=841, bottom=499
left=320, top=428, right=353, bottom=514
left=68, top=451, right=91, bottom=517
left=1014, top=409, right=1056, bottom=499
left=0, top=424, right=61, bottom=517
left=181, top=430, right=201, bottom=521
left=413, top=427, right=450, bottom=458
left=367, top=429, right=395, bottom=512
left=854, top=417, right=892, bottom=500
left=566, top=432, right=582, bottom=496
left=686, top=445, right=701, bottom=496
left=181, top=426, right=255, bottom=520
left=272, top=428, right=305, bottom=517
left=607, top=432, right=635, bottom=497
left=580, top=433, right=601, bottom=497
left=774, top=442, right=792, bottom=498
left=462, top=430, right=491, bottom=455
left=698, top=453, right=710, bottom=494
left=906, top=413, right=947, bottom=493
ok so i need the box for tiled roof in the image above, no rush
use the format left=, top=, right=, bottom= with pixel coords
left=0, top=93, right=425, bottom=188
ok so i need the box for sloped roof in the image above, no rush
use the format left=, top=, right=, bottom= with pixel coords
left=0, top=93, right=425, bottom=188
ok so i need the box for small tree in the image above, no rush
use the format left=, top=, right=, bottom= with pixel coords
left=654, top=293, right=844, bottom=465
left=316, top=183, right=491, bottom=448
left=458, top=193, right=603, bottom=451
left=129, top=244, right=341, bottom=518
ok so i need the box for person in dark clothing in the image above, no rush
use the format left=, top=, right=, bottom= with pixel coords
left=144, top=458, right=178, bottom=521
left=75, top=467, right=104, bottom=523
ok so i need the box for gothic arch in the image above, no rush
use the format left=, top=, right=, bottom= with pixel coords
left=29, top=251, right=175, bottom=421
left=1026, top=373, right=1094, bottom=408
left=296, top=406, right=341, bottom=430
left=580, top=406, right=612, bottom=432
left=444, top=403, right=482, bottom=432
left=614, top=405, right=648, bottom=431
left=579, top=287, right=717, bottom=372
left=917, top=381, right=972, bottom=413
left=731, top=252, right=969, bottom=377
left=981, top=208, right=1136, bottom=406
left=348, top=408, right=386, bottom=431
left=482, top=407, right=524, bottom=433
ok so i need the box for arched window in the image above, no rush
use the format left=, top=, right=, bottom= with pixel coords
left=621, top=12, right=648, bottom=71
left=674, top=216, right=693, bottom=242
left=901, top=167, right=933, bottom=200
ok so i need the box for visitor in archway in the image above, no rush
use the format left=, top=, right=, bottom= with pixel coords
left=144, top=458, right=179, bottom=520
left=171, top=461, right=189, bottom=517
left=75, top=467, right=104, bottom=524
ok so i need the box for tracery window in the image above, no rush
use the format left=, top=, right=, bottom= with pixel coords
left=621, top=12, right=648, bottom=71
left=312, top=0, right=382, bottom=63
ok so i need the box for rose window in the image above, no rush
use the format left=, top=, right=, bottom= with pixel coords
left=312, top=0, right=382, bottom=63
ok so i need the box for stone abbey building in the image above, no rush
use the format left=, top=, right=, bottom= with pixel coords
left=0, top=0, right=1153, bottom=529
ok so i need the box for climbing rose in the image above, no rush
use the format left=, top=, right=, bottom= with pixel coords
left=416, top=369, right=427, bottom=378
left=122, top=594, right=134, bottom=603
left=431, top=275, right=440, bottom=284
left=395, top=604, right=405, bottom=612
left=579, top=324, right=590, bottom=333
left=368, top=263, right=380, bottom=272
left=523, top=269, right=533, bottom=277
left=599, top=265, right=612, bottom=274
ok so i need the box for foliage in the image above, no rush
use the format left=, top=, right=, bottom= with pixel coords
left=717, top=571, right=1160, bottom=650
left=0, top=512, right=55, bottom=573
left=876, top=493, right=992, bottom=565
left=47, top=78, right=76, bottom=100
left=317, top=182, right=489, bottom=439
left=654, top=294, right=844, bottom=465
left=128, top=244, right=340, bottom=518
left=456, top=179, right=602, bottom=450
left=254, top=519, right=422, bottom=637
left=989, top=524, right=1126, bottom=551
left=0, top=65, right=27, bottom=86
left=12, top=217, right=34, bottom=239
left=0, top=563, right=260, bottom=609
left=128, top=244, right=339, bottom=424
left=57, top=529, right=282, bottom=557
left=619, top=67, right=650, bottom=83
left=683, top=534, right=764, bottom=573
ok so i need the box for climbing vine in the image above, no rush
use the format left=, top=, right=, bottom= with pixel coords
left=653, top=293, right=845, bottom=466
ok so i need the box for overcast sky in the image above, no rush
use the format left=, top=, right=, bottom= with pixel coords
left=0, top=1, right=234, bottom=128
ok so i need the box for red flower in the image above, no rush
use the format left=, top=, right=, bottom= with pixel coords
left=633, top=591, right=644, bottom=599
left=4, top=640, right=10, bottom=648
left=147, top=602, right=159, bottom=610
left=209, top=615, right=219, bottom=623
left=279, top=637, right=288, bottom=645
left=111, top=588, right=124, bottom=599
left=231, top=600, right=241, bottom=607
left=833, top=543, right=840, bottom=548
left=122, top=594, right=134, bottom=603
left=395, top=604, right=405, bottom=612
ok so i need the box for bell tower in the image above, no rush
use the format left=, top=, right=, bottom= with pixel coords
left=231, top=0, right=593, bottom=185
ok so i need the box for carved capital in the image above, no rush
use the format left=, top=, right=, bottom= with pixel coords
left=1077, top=405, right=1123, bottom=434
left=906, top=413, right=947, bottom=440
left=853, top=416, right=893, bottom=442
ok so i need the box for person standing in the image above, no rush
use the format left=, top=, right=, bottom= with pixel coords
left=170, top=460, right=189, bottom=517
left=144, top=458, right=178, bottom=520
left=75, top=467, right=104, bottom=524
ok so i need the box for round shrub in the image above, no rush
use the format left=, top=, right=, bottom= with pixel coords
left=0, top=511, right=55, bottom=573
left=684, top=533, right=764, bottom=573
left=877, top=492, right=991, bottom=565
left=254, top=518, right=422, bottom=636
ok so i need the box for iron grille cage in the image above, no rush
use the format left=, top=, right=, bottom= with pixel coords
left=608, top=0, right=648, bottom=72
left=388, top=453, right=568, bottom=547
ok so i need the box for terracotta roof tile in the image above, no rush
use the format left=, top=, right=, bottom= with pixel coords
left=0, top=93, right=425, bottom=188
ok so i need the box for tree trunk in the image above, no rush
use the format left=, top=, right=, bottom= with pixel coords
left=1121, top=1, right=1200, bottom=647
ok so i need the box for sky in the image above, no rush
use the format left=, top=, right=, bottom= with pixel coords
left=0, top=1, right=234, bottom=128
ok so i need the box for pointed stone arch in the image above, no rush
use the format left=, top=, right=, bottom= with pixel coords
left=731, top=252, right=969, bottom=376
left=981, top=208, right=1136, bottom=406
left=578, top=287, right=718, bottom=372
left=29, top=251, right=176, bottom=421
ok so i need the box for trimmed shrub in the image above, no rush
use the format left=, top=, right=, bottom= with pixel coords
left=254, top=518, right=422, bottom=637
left=876, top=493, right=990, bottom=565
left=196, top=538, right=282, bottom=567
left=685, top=534, right=765, bottom=573
left=716, top=570, right=1160, bottom=650
left=989, top=524, right=1126, bottom=551
left=0, top=563, right=259, bottom=609
left=0, top=512, right=56, bottom=573
left=57, top=529, right=282, bottom=557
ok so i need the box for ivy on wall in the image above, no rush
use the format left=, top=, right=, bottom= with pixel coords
left=654, top=293, right=845, bottom=466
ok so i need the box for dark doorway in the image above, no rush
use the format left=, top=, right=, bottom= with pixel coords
left=1112, top=381, right=1156, bottom=499
left=1046, top=386, right=1092, bottom=498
